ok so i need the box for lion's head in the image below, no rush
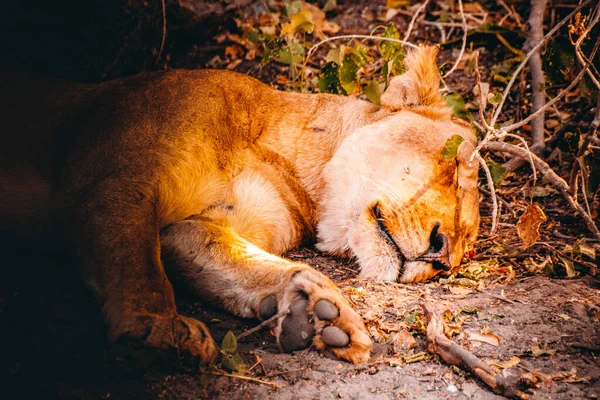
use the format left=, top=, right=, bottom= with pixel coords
left=316, top=46, right=480, bottom=283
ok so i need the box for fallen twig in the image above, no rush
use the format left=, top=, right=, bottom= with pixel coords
left=306, top=35, right=418, bottom=61
left=475, top=152, right=499, bottom=234
left=482, top=141, right=600, bottom=241
left=403, top=0, right=431, bottom=42
left=237, top=308, right=290, bottom=341
left=157, top=0, right=167, bottom=64
left=422, top=303, right=546, bottom=399
left=489, top=0, right=592, bottom=128
left=210, top=371, right=280, bottom=387
left=443, top=0, right=468, bottom=78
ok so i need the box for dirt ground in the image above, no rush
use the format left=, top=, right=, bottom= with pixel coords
left=1, top=1, right=599, bottom=399
left=1, top=244, right=599, bottom=400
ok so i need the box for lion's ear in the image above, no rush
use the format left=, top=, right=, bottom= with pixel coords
left=380, top=45, right=445, bottom=111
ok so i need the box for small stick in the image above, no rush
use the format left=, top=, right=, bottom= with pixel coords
left=490, top=293, right=517, bottom=304
left=210, top=371, right=280, bottom=387
left=403, top=0, right=431, bottom=42
left=237, top=308, right=290, bottom=341
left=490, top=0, right=592, bottom=128
left=422, top=303, right=541, bottom=399
left=266, top=367, right=307, bottom=377
left=475, top=152, right=499, bottom=234
left=306, top=35, right=418, bottom=60
left=443, top=0, right=468, bottom=78
left=157, top=0, right=167, bottom=64
left=482, top=141, right=600, bottom=241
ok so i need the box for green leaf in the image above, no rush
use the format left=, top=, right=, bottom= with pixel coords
left=487, top=161, right=507, bottom=186
left=280, top=9, right=314, bottom=39
left=443, top=92, right=473, bottom=122
left=325, top=48, right=342, bottom=64
left=339, top=53, right=359, bottom=85
left=379, top=23, right=401, bottom=61
left=487, top=92, right=503, bottom=105
left=284, top=0, right=302, bottom=17
left=364, top=80, right=382, bottom=105
left=199, top=373, right=212, bottom=387
left=247, top=30, right=261, bottom=43
left=543, top=37, right=575, bottom=82
left=279, top=42, right=305, bottom=65
left=261, top=39, right=284, bottom=64
left=318, top=62, right=345, bottom=94
left=441, top=135, right=465, bottom=160
left=221, top=330, right=237, bottom=354
left=221, top=353, right=248, bottom=373
left=391, top=52, right=405, bottom=75
left=354, top=46, right=371, bottom=67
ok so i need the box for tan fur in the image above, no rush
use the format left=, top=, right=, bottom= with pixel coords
left=0, top=46, right=479, bottom=364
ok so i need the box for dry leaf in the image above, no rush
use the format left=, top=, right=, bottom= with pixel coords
left=280, top=9, right=314, bottom=39
left=448, top=286, right=473, bottom=296
left=386, top=0, right=409, bottom=9
left=468, top=331, right=500, bottom=346
left=517, top=204, right=547, bottom=249
left=549, top=368, right=591, bottom=383
left=392, top=329, right=416, bottom=353
left=491, top=355, right=521, bottom=370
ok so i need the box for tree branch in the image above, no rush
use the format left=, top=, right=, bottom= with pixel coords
left=482, top=142, right=600, bottom=241
left=524, top=0, right=548, bottom=155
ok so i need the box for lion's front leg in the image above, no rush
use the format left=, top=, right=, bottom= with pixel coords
left=161, top=219, right=372, bottom=363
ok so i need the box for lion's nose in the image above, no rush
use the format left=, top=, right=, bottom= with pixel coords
left=416, top=223, right=451, bottom=270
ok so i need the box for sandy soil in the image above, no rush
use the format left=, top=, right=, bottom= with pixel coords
left=2, top=247, right=599, bottom=400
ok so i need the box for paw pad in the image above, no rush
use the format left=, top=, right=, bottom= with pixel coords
left=314, top=299, right=338, bottom=320
left=321, top=326, right=350, bottom=347
left=259, top=294, right=277, bottom=320
left=279, top=299, right=314, bottom=352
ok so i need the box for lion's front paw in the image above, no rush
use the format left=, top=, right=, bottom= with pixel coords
left=260, top=267, right=372, bottom=363
left=108, top=312, right=218, bottom=367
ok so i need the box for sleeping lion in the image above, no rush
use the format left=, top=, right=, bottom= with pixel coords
left=0, top=46, right=479, bottom=364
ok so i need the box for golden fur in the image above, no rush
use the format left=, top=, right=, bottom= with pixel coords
left=0, top=46, right=479, bottom=364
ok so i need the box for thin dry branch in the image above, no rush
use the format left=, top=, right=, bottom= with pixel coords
left=573, top=3, right=600, bottom=89
left=482, top=142, right=600, bottom=241
left=490, top=0, right=592, bottom=128
left=523, top=0, right=548, bottom=154
left=403, top=0, right=431, bottom=42
left=501, top=35, right=600, bottom=132
left=157, top=0, right=167, bottom=64
left=422, top=303, right=545, bottom=399
left=306, top=35, right=418, bottom=61
left=475, top=152, right=499, bottom=234
left=237, top=308, right=290, bottom=341
left=443, top=0, right=468, bottom=78
left=209, top=371, right=280, bottom=387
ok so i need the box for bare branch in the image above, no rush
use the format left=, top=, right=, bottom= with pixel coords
left=443, top=0, right=468, bottom=78
left=157, top=0, right=167, bottom=64
left=482, top=142, right=600, bottom=241
left=403, top=0, right=431, bottom=42
left=422, top=303, right=543, bottom=399
left=573, top=2, right=600, bottom=89
left=475, top=152, right=499, bottom=234
left=306, top=35, right=418, bottom=61
left=490, top=0, right=592, bottom=128
left=501, top=36, right=600, bottom=132
left=523, top=0, right=549, bottom=154
left=237, top=308, right=290, bottom=341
